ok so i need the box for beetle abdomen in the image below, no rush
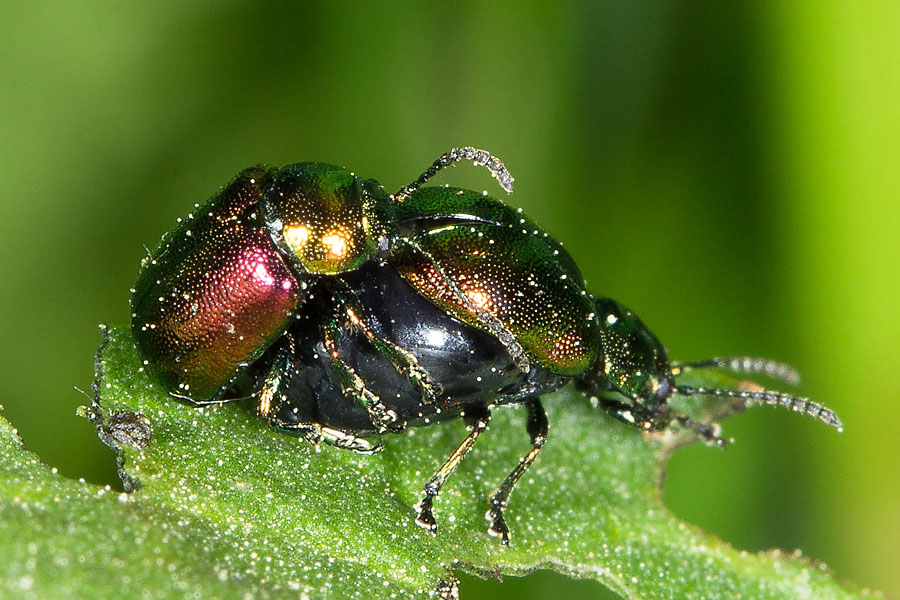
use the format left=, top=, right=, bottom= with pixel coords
left=255, top=261, right=567, bottom=434
left=131, top=167, right=302, bottom=402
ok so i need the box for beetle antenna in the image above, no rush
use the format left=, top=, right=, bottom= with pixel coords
left=674, top=385, right=843, bottom=431
left=393, top=147, right=514, bottom=202
left=671, top=357, right=800, bottom=386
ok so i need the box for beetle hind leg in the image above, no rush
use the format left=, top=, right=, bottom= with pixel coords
left=415, top=406, right=491, bottom=534
left=486, top=398, right=548, bottom=545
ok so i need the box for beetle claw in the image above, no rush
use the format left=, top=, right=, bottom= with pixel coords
left=415, top=500, right=439, bottom=534
left=486, top=504, right=511, bottom=546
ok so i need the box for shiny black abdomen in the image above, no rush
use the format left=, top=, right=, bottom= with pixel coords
left=256, top=262, right=567, bottom=434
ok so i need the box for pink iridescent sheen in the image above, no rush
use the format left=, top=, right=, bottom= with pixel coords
left=132, top=168, right=301, bottom=401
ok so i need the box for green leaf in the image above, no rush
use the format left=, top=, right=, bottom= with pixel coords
left=0, top=326, right=871, bottom=599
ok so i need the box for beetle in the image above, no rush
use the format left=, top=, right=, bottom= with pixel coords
left=131, top=147, right=842, bottom=544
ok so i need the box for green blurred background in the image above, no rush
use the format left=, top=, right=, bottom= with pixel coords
left=1, top=2, right=897, bottom=598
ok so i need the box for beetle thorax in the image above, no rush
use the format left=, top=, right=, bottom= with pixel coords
left=279, top=199, right=373, bottom=274
left=263, top=163, right=390, bottom=275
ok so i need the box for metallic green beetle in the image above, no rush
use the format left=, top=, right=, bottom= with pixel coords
left=131, top=147, right=842, bottom=544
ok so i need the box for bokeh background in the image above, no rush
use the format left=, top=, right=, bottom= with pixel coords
left=2, top=3, right=897, bottom=598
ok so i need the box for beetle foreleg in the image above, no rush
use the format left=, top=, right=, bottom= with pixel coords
left=329, top=280, right=443, bottom=404
left=594, top=395, right=731, bottom=448
left=486, top=399, right=547, bottom=545
left=415, top=406, right=491, bottom=534
left=320, top=316, right=406, bottom=433
left=258, top=335, right=383, bottom=454
left=667, top=413, right=730, bottom=449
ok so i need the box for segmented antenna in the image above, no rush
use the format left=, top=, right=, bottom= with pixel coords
left=393, top=146, right=515, bottom=202
left=672, top=356, right=801, bottom=386
left=675, top=385, right=843, bottom=431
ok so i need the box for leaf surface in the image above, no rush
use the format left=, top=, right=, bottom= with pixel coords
left=0, top=326, right=869, bottom=599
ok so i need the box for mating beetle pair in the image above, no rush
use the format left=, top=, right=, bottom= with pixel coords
left=131, top=147, right=841, bottom=544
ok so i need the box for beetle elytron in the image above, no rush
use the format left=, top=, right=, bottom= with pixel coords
left=131, top=147, right=841, bottom=544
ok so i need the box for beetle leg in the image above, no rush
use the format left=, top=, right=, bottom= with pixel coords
left=415, top=405, right=491, bottom=534
left=666, top=413, right=729, bottom=449
left=305, top=424, right=383, bottom=455
left=320, top=313, right=406, bottom=433
left=486, top=399, right=547, bottom=545
left=593, top=395, right=730, bottom=448
left=592, top=396, right=657, bottom=431
left=257, top=338, right=294, bottom=422
left=329, top=281, right=443, bottom=404
left=275, top=419, right=382, bottom=455
left=258, top=336, right=382, bottom=455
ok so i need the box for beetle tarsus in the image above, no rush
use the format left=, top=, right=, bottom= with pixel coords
left=318, top=426, right=384, bottom=454
left=369, top=402, right=406, bottom=433
left=415, top=495, right=439, bottom=534
left=670, top=414, right=731, bottom=448
left=486, top=508, right=510, bottom=546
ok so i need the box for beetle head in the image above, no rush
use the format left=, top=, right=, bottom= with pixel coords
left=264, top=163, right=393, bottom=275
left=595, top=301, right=845, bottom=433
left=595, top=297, right=674, bottom=411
